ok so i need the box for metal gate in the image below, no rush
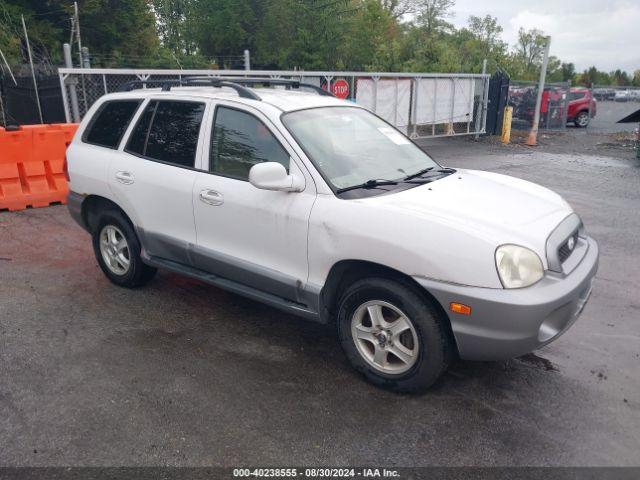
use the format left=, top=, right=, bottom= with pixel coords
left=58, top=68, right=489, bottom=139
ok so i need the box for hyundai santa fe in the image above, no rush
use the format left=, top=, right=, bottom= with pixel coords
left=66, top=77, right=599, bottom=392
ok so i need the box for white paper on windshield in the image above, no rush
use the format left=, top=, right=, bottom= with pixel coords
left=378, top=126, right=411, bottom=145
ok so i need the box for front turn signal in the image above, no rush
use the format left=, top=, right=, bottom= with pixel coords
left=450, top=302, right=472, bottom=315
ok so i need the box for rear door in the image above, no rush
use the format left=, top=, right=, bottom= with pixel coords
left=69, top=99, right=142, bottom=201
left=108, top=98, right=208, bottom=264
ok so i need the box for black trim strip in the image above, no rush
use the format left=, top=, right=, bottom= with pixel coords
left=142, top=254, right=322, bottom=323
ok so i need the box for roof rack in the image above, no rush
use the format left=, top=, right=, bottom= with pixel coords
left=117, top=76, right=335, bottom=100
left=190, top=77, right=335, bottom=97
left=118, top=78, right=261, bottom=100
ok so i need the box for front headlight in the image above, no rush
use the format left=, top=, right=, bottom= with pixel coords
left=495, top=244, right=544, bottom=288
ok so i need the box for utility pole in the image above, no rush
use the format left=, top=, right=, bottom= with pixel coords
left=74, top=2, right=83, bottom=69
left=21, top=15, right=43, bottom=124
left=526, top=36, right=551, bottom=146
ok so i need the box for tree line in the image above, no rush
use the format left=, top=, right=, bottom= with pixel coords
left=1, top=0, right=639, bottom=86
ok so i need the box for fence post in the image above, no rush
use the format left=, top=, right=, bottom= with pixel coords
left=411, top=78, right=420, bottom=138
left=481, top=74, right=489, bottom=134
left=447, top=78, right=455, bottom=135
left=63, top=44, right=81, bottom=122
left=475, top=60, right=487, bottom=139
left=372, top=76, right=379, bottom=114
left=244, top=50, right=251, bottom=71
left=432, top=79, right=437, bottom=136
left=81, top=47, right=91, bottom=68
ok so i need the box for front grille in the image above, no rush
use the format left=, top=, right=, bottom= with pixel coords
left=558, top=231, right=579, bottom=263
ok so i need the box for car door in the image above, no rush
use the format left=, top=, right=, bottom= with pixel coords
left=108, top=98, right=208, bottom=265
left=191, top=102, right=316, bottom=304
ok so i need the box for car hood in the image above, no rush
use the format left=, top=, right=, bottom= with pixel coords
left=361, top=168, right=573, bottom=262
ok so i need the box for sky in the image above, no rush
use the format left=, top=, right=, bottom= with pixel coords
left=449, top=0, right=640, bottom=73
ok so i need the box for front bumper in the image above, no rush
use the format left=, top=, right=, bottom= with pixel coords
left=413, top=236, right=599, bottom=360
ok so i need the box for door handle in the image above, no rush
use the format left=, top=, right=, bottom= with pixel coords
left=115, top=171, right=134, bottom=185
left=199, top=189, right=224, bottom=206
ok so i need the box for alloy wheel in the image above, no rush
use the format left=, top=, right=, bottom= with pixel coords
left=351, top=300, right=419, bottom=375
left=99, top=225, right=131, bottom=275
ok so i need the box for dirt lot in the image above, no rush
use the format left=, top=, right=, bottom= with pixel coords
left=1, top=132, right=639, bottom=467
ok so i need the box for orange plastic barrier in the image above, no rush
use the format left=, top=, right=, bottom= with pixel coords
left=0, top=123, right=78, bottom=211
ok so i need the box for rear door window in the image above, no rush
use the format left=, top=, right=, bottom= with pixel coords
left=125, top=100, right=205, bottom=168
left=83, top=100, right=141, bottom=149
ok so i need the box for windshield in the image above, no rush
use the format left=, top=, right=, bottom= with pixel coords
left=282, top=107, right=439, bottom=191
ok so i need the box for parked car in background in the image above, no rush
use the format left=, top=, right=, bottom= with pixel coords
left=592, top=88, right=616, bottom=101
left=628, top=90, right=640, bottom=102
left=567, top=88, right=597, bottom=128
left=615, top=90, right=632, bottom=102
left=509, top=87, right=596, bottom=128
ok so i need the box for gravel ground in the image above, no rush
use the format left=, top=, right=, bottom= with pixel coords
left=1, top=135, right=639, bottom=467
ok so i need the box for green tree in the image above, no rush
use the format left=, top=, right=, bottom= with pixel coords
left=80, top=0, right=160, bottom=64
left=379, top=0, right=417, bottom=19
left=151, top=0, right=197, bottom=56
left=560, top=62, right=575, bottom=82
left=610, top=69, right=630, bottom=86
left=514, top=28, right=547, bottom=73
left=578, top=66, right=611, bottom=87
left=342, top=0, right=399, bottom=71
left=190, top=0, right=253, bottom=67
left=0, top=1, right=68, bottom=65
left=415, top=0, right=455, bottom=37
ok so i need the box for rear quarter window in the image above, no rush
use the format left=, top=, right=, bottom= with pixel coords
left=82, top=100, right=142, bottom=149
left=125, top=100, right=205, bottom=169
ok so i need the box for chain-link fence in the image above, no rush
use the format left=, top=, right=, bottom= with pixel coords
left=58, top=68, right=489, bottom=139
left=508, top=80, right=571, bottom=131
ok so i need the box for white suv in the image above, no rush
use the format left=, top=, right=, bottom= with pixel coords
left=67, top=77, right=598, bottom=392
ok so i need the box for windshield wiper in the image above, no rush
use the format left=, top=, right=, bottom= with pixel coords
left=336, top=179, right=398, bottom=194
left=403, top=166, right=456, bottom=183
left=403, top=167, right=434, bottom=180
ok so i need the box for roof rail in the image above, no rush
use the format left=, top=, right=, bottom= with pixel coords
left=118, top=78, right=260, bottom=100
left=189, top=77, right=335, bottom=97
left=117, top=76, right=335, bottom=99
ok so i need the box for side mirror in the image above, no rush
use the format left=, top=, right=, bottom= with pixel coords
left=249, top=162, right=304, bottom=192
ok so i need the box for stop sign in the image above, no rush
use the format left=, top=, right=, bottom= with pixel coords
left=331, top=79, right=349, bottom=99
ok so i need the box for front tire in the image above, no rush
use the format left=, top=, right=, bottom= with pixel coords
left=574, top=111, right=590, bottom=128
left=91, top=210, right=157, bottom=288
left=337, top=277, right=454, bottom=392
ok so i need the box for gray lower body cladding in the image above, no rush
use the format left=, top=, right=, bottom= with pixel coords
left=67, top=191, right=88, bottom=231
left=414, top=236, right=599, bottom=360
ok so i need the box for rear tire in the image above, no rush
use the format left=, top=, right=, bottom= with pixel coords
left=574, top=111, right=590, bottom=128
left=337, top=277, right=453, bottom=392
left=91, top=209, right=157, bottom=288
